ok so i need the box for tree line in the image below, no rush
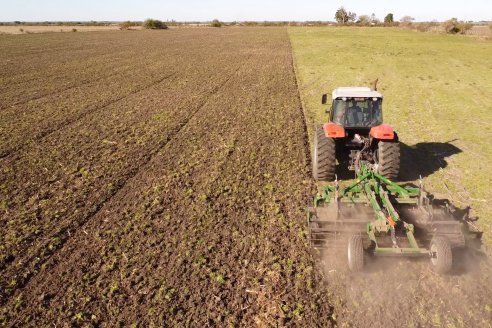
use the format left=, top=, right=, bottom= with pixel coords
left=334, top=7, right=474, bottom=34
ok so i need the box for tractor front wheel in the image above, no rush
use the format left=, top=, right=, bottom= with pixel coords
left=377, top=140, right=400, bottom=180
left=430, top=237, right=452, bottom=274
left=348, top=235, right=364, bottom=272
left=313, top=125, right=336, bottom=181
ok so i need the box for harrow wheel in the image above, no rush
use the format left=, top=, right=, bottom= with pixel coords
left=348, top=235, right=364, bottom=272
left=313, top=124, right=336, bottom=181
left=430, top=237, right=452, bottom=274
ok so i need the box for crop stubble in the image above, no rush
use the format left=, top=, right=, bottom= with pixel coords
left=0, top=28, right=333, bottom=326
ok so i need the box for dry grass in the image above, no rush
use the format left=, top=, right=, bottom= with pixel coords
left=466, top=25, right=492, bottom=38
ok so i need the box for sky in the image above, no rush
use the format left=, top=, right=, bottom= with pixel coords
left=0, top=0, right=490, bottom=22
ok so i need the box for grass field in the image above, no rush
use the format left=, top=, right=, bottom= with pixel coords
left=290, top=26, right=492, bottom=327
left=290, top=27, right=492, bottom=243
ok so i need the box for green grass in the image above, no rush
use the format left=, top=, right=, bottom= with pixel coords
left=289, top=27, right=492, bottom=245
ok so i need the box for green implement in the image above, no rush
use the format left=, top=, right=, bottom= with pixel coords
left=308, top=163, right=482, bottom=273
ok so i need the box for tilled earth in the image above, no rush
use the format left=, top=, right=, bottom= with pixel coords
left=0, top=28, right=333, bottom=326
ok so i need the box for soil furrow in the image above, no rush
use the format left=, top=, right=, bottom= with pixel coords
left=0, top=31, right=203, bottom=107
left=5, top=63, right=135, bottom=108
left=0, top=52, right=252, bottom=305
left=0, top=71, right=177, bottom=159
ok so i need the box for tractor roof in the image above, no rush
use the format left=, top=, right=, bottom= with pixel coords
left=332, top=87, right=383, bottom=99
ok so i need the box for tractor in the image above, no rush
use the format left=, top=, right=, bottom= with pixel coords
left=308, top=84, right=482, bottom=273
left=313, top=85, right=399, bottom=181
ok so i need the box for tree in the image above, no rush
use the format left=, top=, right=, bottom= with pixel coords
left=143, top=19, right=168, bottom=30
left=384, top=13, right=394, bottom=24
left=400, top=16, right=415, bottom=25
left=370, top=13, right=380, bottom=25
left=335, top=7, right=357, bottom=24
left=348, top=12, right=357, bottom=24
left=210, top=19, right=222, bottom=27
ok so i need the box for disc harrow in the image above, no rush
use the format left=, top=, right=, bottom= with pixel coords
left=308, top=163, right=482, bottom=273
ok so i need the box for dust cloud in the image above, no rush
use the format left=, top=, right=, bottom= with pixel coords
left=317, top=239, right=492, bottom=327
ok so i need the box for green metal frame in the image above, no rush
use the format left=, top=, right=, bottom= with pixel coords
left=314, top=164, right=430, bottom=256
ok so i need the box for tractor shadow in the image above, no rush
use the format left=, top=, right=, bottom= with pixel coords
left=399, top=140, right=462, bottom=181
left=334, top=140, right=462, bottom=181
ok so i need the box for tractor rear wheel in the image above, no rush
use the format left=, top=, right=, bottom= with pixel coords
left=377, top=140, right=400, bottom=180
left=430, top=237, right=452, bottom=273
left=313, top=125, right=336, bottom=181
left=348, top=235, right=364, bottom=272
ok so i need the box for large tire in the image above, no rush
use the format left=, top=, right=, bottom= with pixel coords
left=313, top=125, right=336, bottom=181
left=377, top=140, right=400, bottom=180
left=348, top=235, right=364, bottom=272
left=430, top=237, right=452, bottom=274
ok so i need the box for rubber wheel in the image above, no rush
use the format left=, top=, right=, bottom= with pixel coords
left=377, top=140, right=400, bottom=180
left=313, top=125, right=336, bottom=181
left=348, top=235, right=364, bottom=272
left=430, top=237, right=452, bottom=274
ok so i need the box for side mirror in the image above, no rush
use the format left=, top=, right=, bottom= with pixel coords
left=321, top=94, right=328, bottom=105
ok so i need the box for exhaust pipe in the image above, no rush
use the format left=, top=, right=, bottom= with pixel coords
left=372, top=78, right=379, bottom=91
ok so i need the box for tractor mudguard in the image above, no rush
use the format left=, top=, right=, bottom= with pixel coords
left=370, top=124, right=395, bottom=140
left=323, top=122, right=345, bottom=138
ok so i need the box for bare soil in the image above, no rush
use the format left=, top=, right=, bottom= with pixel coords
left=0, top=25, right=124, bottom=35
left=0, top=28, right=333, bottom=326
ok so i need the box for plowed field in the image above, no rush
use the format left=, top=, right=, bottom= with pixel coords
left=0, top=28, right=333, bottom=326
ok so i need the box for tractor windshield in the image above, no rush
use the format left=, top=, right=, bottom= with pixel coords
left=332, top=97, right=382, bottom=127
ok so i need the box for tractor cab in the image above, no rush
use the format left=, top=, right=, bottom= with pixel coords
left=322, top=87, right=383, bottom=128
left=315, top=86, right=399, bottom=182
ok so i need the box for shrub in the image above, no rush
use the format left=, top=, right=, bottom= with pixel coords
left=19, top=28, right=24, bottom=33
left=357, top=15, right=371, bottom=26
left=72, top=28, right=77, bottom=32
left=210, top=19, right=222, bottom=27
left=443, top=18, right=472, bottom=34
left=119, top=21, right=139, bottom=30
left=143, top=19, right=168, bottom=30
left=415, top=22, right=437, bottom=32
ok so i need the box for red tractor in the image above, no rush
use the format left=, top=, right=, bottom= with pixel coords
left=313, top=86, right=400, bottom=181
